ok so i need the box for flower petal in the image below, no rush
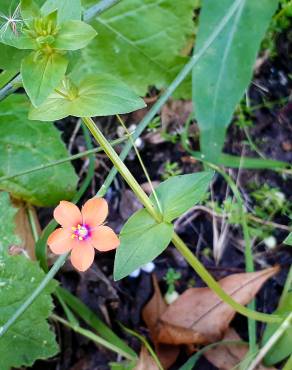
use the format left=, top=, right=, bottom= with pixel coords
left=82, top=197, right=108, bottom=228
left=90, top=226, right=120, bottom=252
left=54, top=201, right=82, bottom=229
left=47, top=228, right=75, bottom=254
left=70, top=242, right=95, bottom=272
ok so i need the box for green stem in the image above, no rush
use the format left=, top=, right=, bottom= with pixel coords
left=83, top=117, right=162, bottom=222
left=206, top=162, right=257, bottom=352
left=0, top=136, right=128, bottom=183
left=51, top=314, right=136, bottom=361
left=83, top=0, right=121, bottom=21
left=283, top=354, right=292, bottom=370
left=82, top=116, right=281, bottom=324
left=121, top=324, right=163, bottom=370
left=246, top=311, right=292, bottom=370
left=0, top=253, right=68, bottom=338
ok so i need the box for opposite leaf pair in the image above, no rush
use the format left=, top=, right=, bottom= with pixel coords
left=0, top=0, right=96, bottom=106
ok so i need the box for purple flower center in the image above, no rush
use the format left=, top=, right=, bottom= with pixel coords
left=71, top=224, right=90, bottom=241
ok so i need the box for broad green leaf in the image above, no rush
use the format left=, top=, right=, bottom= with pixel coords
left=0, top=192, right=20, bottom=255
left=284, top=233, right=292, bottom=246
left=263, top=292, right=292, bottom=365
left=21, top=50, right=68, bottom=106
left=0, top=44, right=29, bottom=70
left=114, top=209, right=174, bottom=280
left=0, top=94, right=78, bottom=206
left=42, top=0, right=82, bottom=23
left=150, top=172, right=213, bottom=222
left=72, top=0, right=195, bottom=98
left=0, top=255, right=59, bottom=370
left=193, top=0, right=278, bottom=163
left=53, top=20, right=97, bottom=50
left=29, top=74, right=146, bottom=121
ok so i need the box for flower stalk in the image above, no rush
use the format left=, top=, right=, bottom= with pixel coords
left=82, top=116, right=281, bottom=324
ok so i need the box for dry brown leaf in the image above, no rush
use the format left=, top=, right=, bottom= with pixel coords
left=204, top=328, right=277, bottom=370
left=142, top=276, right=180, bottom=369
left=134, top=346, right=159, bottom=370
left=159, top=266, right=279, bottom=344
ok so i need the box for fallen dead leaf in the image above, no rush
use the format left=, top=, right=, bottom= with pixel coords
left=158, top=266, right=279, bottom=344
left=142, top=267, right=279, bottom=368
left=142, top=276, right=180, bottom=369
left=134, top=346, right=159, bottom=370
left=204, top=328, right=277, bottom=370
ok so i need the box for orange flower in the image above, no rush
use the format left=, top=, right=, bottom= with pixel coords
left=47, top=198, right=120, bottom=272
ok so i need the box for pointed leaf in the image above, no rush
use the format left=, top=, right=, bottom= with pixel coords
left=114, top=209, right=173, bottom=280
left=284, top=233, right=292, bottom=246
left=21, top=51, right=68, bottom=106
left=193, top=0, right=278, bottom=162
left=53, top=21, right=97, bottom=50
left=150, top=172, right=213, bottom=222
left=29, top=74, right=146, bottom=121
left=42, top=0, right=82, bottom=23
left=158, top=267, right=279, bottom=344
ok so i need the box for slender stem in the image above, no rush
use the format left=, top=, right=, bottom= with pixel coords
left=171, top=233, right=278, bottom=323
left=83, top=0, right=121, bottom=22
left=27, top=207, right=39, bottom=242
left=116, top=114, right=162, bottom=214
left=83, top=116, right=281, bottom=324
left=121, top=324, right=163, bottom=370
left=246, top=312, right=292, bottom=370
left=51, top=314, right=136, bottom=361
left=0, top=74, right=21, bottom=102
left=0, top=254, right=68, bottom=338
left=207, top=162, right=257, bottom=352
left=83, top=117, right=162, bottom=223
left=0, top=136, right=128, bottom=183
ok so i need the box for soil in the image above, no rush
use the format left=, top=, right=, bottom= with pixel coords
left=32, top=28, right=292, bottom=370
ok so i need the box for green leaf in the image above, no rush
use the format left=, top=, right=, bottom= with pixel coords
left=53, top=20, right=97, bottom=50
left=0, top=44, right=29, bottom=70
left=72, top=0, right=195, bottom=98
left=0, top=192, right=20, bottom=255
left=21, top=50, right=68, bottom=106
left=192, top=0, right=278, bottom=163
left=284, top=233, right=292, bottom=246
left=21, top=0, right=41, bottom=22
left=29, top=74, right=146, bottom=121
left=190, top=151, right=290, bottom=170
left=0, top=255, right=59, bottom=370
left=150, top=172, right=213, bottom=222
left=42, top=0, right=82, bottom=23
left=0, top=94, right=78, bottom=206
left=263, top=292, right=292, bottom=366
left=114, top=209, right=174, bottom=280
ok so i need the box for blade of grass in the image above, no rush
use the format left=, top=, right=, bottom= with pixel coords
left=57, top=287, right=136, bottom=358
left=51, top=314, right=136, bottom=361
